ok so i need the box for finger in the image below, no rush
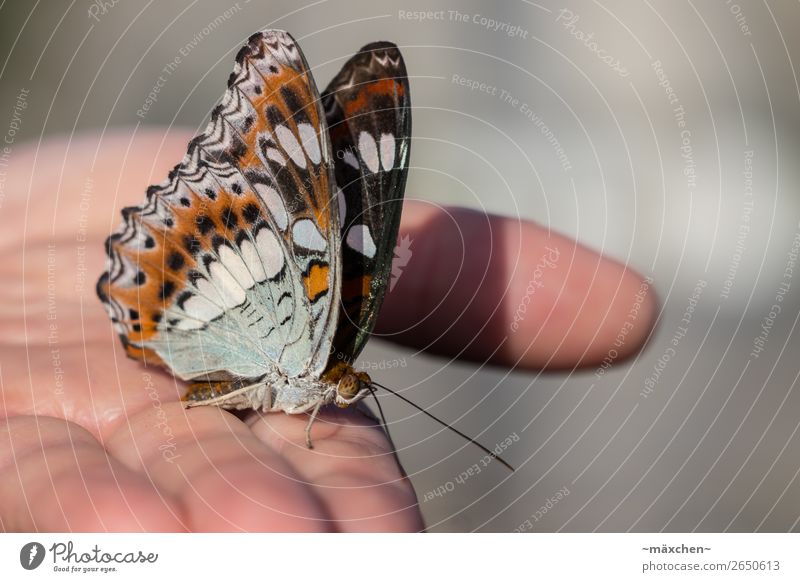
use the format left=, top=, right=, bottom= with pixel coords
left=376, top=202, right=658, bottom=369
left=106, top=403, right=333, bottom=532
left=0, top=416, right=184, bottom=532
left=248, top=407, right=423, bottom=532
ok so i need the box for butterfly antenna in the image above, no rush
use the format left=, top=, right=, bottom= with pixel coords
left=371, top=381, right=515, bottom=472
left=366, top=384, right=398, bottom=454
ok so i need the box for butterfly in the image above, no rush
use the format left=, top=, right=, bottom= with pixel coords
left=96, top=30, right=410, bottom=447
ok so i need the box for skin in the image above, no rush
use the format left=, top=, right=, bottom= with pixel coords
left=0, top=130, right=657, bottom=531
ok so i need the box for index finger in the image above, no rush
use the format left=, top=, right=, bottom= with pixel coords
left=375, top=202, right=657, bottom=370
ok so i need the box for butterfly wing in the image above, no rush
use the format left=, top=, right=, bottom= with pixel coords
left=321, top=42, right=411, bottom=367
left=97, top=30, right=341, bottom=383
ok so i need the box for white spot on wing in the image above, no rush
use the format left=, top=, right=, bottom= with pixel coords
left=292, top=219, right=327, bottom=251
left=207, top=262, right=246, bottom=308
left=219, top=245, right=255, bottom=289
left=342, top=149, right=359, bottom=169
left=175, top=317, right=204, bottom=331
left=254, top=183, right=288, bottom=230
left=183, top=288, right=223, bottom=322
left=266, top=148, right=285, bottom=166
left=255, top=228, right=284, bottom=279
left=346, top=224, right=376, bottom=258
left=298, top=123, right=321, bottom=165
left=358, top=131, right=380, bottom=173
left=275, top=125, right=306, bottom=168
left=380, top=133, right=395, bottom=171
left=239, top=239, right=266, bottom=282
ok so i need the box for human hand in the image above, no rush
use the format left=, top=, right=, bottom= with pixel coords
left=0, top=130, right=656, bottom=531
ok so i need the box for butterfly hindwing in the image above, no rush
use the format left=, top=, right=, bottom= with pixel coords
left=97, top=30, right=341, bottom=383
left=321, top=42, right=411, bottom=367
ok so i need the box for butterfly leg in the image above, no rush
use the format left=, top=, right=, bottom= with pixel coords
left=181, top=378, right=269, bottom=409
left=304, top=398, right=325, bottom=449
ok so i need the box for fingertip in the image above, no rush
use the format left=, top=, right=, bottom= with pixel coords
left=506, top=230, right=658, bottom=369
left=379, top=202, right=659, bottom=370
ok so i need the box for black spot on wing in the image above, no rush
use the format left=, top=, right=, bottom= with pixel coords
left=242, top=202, right=260, bottom=224
left=221, top=206, right=238, bottom=230
left=177, top=290, right=193, bottom=309
left=266, top=105, right=286, bottom=128
left=280, top=85, right=310, bottom=124
left=196, top=215, right=214, bottom=235
left=160, top=281, right=175, bottom=300
left=183, top=234, right=202, bottom=256
left=167, top=251, right=185, bottom=271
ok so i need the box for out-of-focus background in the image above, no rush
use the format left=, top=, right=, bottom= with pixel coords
left=1, top=0, right=798, bottom=531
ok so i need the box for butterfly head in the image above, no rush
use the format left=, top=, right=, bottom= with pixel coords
left=334, top=369, right=373, bottom=408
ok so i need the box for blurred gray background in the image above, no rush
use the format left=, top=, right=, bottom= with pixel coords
left=2, top=0, right=799, bottom=531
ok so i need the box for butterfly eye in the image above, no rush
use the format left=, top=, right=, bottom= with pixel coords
left=335, top=371, right=372, bottom=407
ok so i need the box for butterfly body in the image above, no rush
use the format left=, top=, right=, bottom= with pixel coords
left=182, top=366, right=369, bottom=414
left=97, top=30, right=410, bottom=441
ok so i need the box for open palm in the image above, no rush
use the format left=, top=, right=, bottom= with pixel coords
left=0, top=131, right=655, bottom=531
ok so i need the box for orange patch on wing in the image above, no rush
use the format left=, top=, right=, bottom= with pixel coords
left=341, top=274, right=372, bottom=301
left=124, top=342, right=166, bottom=368
left=303, top=262, right=330, bottom=301
left=343, top=79, right=405, bottom=117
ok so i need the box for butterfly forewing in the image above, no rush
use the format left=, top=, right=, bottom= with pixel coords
left=97, top=30, right=341, bottom=384
left=321, top=41, right=411, bottom=367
